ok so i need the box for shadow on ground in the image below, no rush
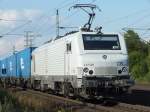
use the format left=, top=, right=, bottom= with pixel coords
left=114, top=88, right=150, bottom=106
left=87, top=85, right=150, bottom=107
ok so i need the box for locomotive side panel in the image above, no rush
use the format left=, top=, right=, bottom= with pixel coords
left=32, top=46, right=48, bottom=76
left=47, top=40, right=66, bottom=76
left=31, top=35, right=81, bottom=91
left=32, top=38, right=70, bottom=90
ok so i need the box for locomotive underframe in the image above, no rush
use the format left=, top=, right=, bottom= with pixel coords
left=81, top=75, right=134, bottom=97
left=29, top=74, right=134, bottom=97
left=0, top=74, right=134, bottom=98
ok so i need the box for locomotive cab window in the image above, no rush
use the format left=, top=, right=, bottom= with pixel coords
left=82, top=34, right=121, bottom=50
left=66, top=43, right=72, bottom=52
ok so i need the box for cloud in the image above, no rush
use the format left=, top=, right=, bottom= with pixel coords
left=0, top=38, right=13, bottom=58
left=0, top=10, right=18, bottom=28
left=0, top=36, right=25, bottom=58
left=14, top=37, right=26, bottom=51
left=0, top=9, right=43, bottom=57
left=0, top=9, right=59, bottom=57
left=0, top=9, right=42, bottom=29
left=22, top=9, right=42, bottom=20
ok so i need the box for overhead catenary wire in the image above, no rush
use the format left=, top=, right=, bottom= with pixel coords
left=35, top=1, right=99, bottom=44
left=1, top=33, right=24, bottom=36
left=123, top=27, right=150, bottom=31
left=39, top=10, right=79, bottom=37
left=102, top=8, right=150, bottom=25
left=126, top=12, right=150, bottom=28
left=0, top=0, right=90, bottom=56
left=30, top=0, right=81, bottom=34
left=1, top=0, right=96, bottom=45
left=0, top=20, right=32, bottom=37
left=25, top=0, right=82, bottom=46
left=0, top=18, right=30, bottom=22
left=138, top=21, right=150, bottom=37
left=58, top=0, right=81, bottom=10
left=23, top=1, right=75, bottom=34
left=39, top=0, right=98, bottom=35
left=57, top=0, right=75, bottom=9
left=102, top=7, right=150, bottom=39
left=121, top=27, right=150, bottom=44
left=35, top=2, right=81, bottom=35
left=33, top=10, right=80, bottom=45
left=20, top=0, right=85, bottom=36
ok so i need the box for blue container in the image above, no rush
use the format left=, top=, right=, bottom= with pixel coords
left=16, top=47, right=36, bottom=79
left=7, top=55, right=17, bottom=77
left=1, top=58, right=8, bottom=77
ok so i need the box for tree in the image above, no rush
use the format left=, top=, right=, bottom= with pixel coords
left=124, top=30, right=149, bottom=80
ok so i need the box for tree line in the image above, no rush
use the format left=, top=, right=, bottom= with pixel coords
left=124, top=30, right=150, bottom=83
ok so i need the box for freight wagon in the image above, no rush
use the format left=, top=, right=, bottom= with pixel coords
left=7, top=55, right=16, bottom=78
left=0, top=47, right=35, bottom=86
left=16, top=48, right=35, bottom=79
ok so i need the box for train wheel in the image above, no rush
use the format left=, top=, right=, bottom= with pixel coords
left=62, top=82, right=70, bottom=97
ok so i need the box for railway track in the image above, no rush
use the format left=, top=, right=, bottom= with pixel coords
left=113, top=103, right=150, bottom=112
left=3, top=88, right=150, bottom=112
left=6, top=87, right=150, bottom=112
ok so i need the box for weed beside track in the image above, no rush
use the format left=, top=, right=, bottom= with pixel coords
left=0, top=88, right=70, bottom=112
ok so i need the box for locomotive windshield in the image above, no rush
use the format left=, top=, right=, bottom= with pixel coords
left=82, top=34, right=121, bottom=50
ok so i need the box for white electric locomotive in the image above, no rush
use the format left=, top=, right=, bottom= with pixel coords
left=31, top=28, right=134, bottom=97
left=31, top=4, right=134, bottom=97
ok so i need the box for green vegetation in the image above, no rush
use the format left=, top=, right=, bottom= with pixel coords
left=124, top=30, right=150, bottom=83
left=0, top=89, right=71, bottom=112
left=0, top=89, right=25, bottom=112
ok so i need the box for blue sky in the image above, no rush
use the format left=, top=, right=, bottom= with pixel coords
left=0, top=0, right=150, bottom=57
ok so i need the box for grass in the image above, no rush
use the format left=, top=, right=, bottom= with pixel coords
left=0, top=90, right=24, bottom=112
left=0, top=88, right=72, bottom=112
left=134, top=74, right=150, bottom=85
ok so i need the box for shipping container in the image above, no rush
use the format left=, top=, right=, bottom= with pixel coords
left=7, top=54, right=17, bottom=77
left=0, top=47, right=36, bottom=79
left=1, top=58, right=8, bottom=77
left=16, top=47, right=36, bottom=79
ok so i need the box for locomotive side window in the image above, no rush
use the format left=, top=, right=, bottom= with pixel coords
left=83, top=34, right=121, bottom=50
left=66, top=43, right=72, bottom=52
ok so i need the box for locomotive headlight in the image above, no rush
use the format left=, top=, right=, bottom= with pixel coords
left=89, top=70, right=94, bottom=75
left=83, top=67, right=89, bottom=73
left=118, top=67, right=128, bottom=74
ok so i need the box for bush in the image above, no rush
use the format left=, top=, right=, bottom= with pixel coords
left=124, top=30, right=150, bottom=82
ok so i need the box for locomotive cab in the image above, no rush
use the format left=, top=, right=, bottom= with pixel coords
left=70, top=30, right=134, bottom=96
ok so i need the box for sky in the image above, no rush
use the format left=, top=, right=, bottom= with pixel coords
left=0, top=0, right=150, bottom=57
